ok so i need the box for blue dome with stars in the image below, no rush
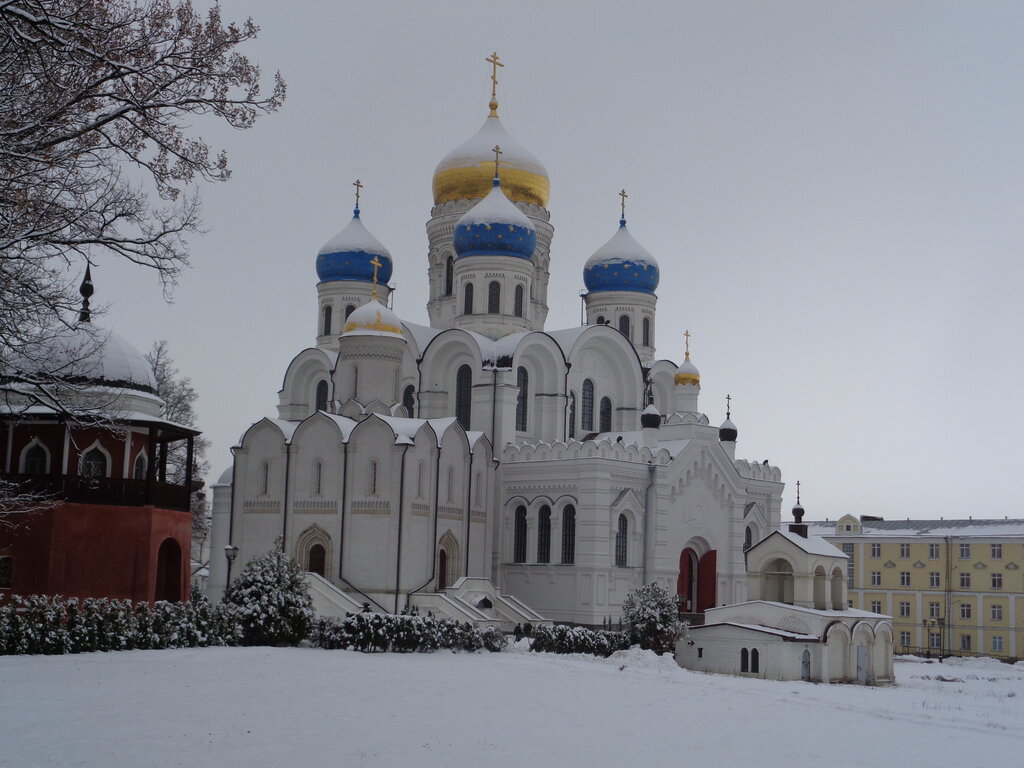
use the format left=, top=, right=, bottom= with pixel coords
left=316, top=208, right=393, bottom=284
left=583, top=219, right=659, bottom=294
left=453, top=177, right=537, bottom=260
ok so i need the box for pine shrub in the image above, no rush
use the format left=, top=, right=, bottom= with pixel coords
left=621, top=582, right=686, bottom=655
left=220, top=550, right=314, bottom=647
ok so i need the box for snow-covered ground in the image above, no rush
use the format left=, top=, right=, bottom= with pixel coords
left=2, top=645, right=1021, bottom=767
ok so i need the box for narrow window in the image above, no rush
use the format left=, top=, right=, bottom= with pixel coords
left=537, top=506, right=551, bottom=563
left=899, top=543, right=910, bottom=558
left=750, top=649, right=759, bottom=673
left=960, top=603, right=972, bottom=620
left=402, top=385, right=416, bottom=417
left=992, top=573, right=1003, bottom=589
left=960, top=635, right=971, bottom=651
left=561, top=505, right=576, bottom=564
left=615, top=514, right=628, bottom=567
left=740, top=648, right=749, bottom=673
left=870, top=543, right=880, bottom=557
left=455, top=365, right=472, bottom=429
left=313, top=461, right=322, bottom=496
left=370, top=460, right=378, bottom=495
left=991, top=544, right=1003, bottom=559
left=315, top=380, right=329, bottom=412
left=599, top=396, right=612, bottom=433
left=515, top=367, right=528, bottom=431
left=929, top=543, right=940, bottom=559
left=618, top=315, right=630, bottom=339
left=444, top=256, right=454, bottom=296
left=900, top=571, right=911, bottom=587
left=488, top=281, right=501, bottom=314
left=642, top=317, right=650, bottom=347
left=960, top=572, right=971, bottom=588
left=929, top=602, right=940, bottom=619
left=0, top=556, right=11, bottom=588
left=133, top=453, right=147, bottom=481
left=959, top=543, right=971, bottom=559
left=80, top=447, right=107, bottom=478
left=514, top=284, right=524, bottom=317
left=743, top=526, right=753, bottom=552
left=345, top=304, right=355, bottom=320
left=581, top=380, right=594, bottom=432
left=514, top=506, right=527, bottom=563
left=260, top=462, right=269, bottom=495
left=464, top=283, right=474, bottom=315
left=568, top=392, right=576, bottom=439
left=24, top=444, right=47, bottom=475
left=322, top=305, right=332, bottom=336
left=992, top=603, right=1004, bottom=621
left=993, top=636, right=1004, bottom=652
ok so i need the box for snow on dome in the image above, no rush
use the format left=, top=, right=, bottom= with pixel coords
left=341, top=300, right=405, bottom=339
left=640, top=404, right=662, bottom=429
left=433, top=114, right=549, bottom=207
left=316, top=210, right=394, bottom=285
left=583, top=220, right=660, bottom=295
left=719, top=416, right=738, bottom=442
left=674, top=356, right=700, bottom=386
left=452, top=178, right=537, bottom=260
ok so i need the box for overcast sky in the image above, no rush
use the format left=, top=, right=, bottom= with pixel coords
left=93, top=1, right=1023, bottom=522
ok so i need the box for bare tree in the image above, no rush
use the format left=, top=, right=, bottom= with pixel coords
left=0, top=0, right=285, bottom=394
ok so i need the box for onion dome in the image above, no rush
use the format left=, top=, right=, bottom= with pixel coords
left=792, top=481, right=805, bottom=522
left=316, top=207, right=393, bottom=284
left=719, top=395, right=737, bottom=441
left=674, top=356, right=700, bottom=386
left=433, top=114, right=549, bottom=207
left=341, top=299, right=404, bottom=339
left=583, top=218, right=660, bottom=295
left=453, top=177, right=537, bottom=260
left=640, top=404, right=662, bottom=429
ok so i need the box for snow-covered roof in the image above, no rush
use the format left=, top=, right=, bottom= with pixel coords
left=775, top=529, right=847, bottom=558
left=807, top=519, right=1024, bottom=538
left=318, top=212, right=391, bottom=258
left=457, top=180, right=535, bottom=229
left=691, top=622, right=820, bottom=642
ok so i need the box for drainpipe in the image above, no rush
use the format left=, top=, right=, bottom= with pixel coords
left=642, top=461, right=655, bottom=585
left=407, top=441, right=442, bottom=606
left=393, top=444, right=411, bottom=613
left=491, top=369, right=498, bottom=445
left=464, top=447, right=474, bottom=577
left=562, top=362, right=572, bottom=442
left=280, top=441, right=292, bottom=550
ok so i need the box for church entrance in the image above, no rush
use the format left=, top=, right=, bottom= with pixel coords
left=308, top=544, right=326, bottom=577
left=437, top=549, right=448, bottom=591
left=154, top=538, right=182, bottom=603
left=677, top=548, right=717, bottom=614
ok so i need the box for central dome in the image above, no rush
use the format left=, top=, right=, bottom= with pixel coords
left=433, top=114, right=549, bottom=208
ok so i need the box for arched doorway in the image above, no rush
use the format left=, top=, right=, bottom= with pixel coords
left=437, top=549, right=448, bottom=591
left=764, top=558, right=795, bottom=604
left=308, top=543, right=326, bottom=577
left=677, top=548, right=698, bottom=613
left=154, top=538, right=182, bottom=603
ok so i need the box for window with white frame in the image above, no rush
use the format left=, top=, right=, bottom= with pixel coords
left=899, top=602, right=910, bottom=617
left=899, top=543, right=910, bottom=558
left=959, top=543, right=970, bottom=559
left=991, top=543, right=1003, bottom=559
left=991, top=573, right=1003, bottom=590
left=960, top=635, right=971, bottom=651
left=870, top=543, right=881, bottom=558
left=928, top=602, right=940, bottom=619
left=960, top=572, right=971, bottom=589
left=992, top=636, right=1004, bottom=652
left=928, top=543, right=940, bottom=559
left=900, top=571, right=911, bottom=587
left=871, top=571, right=881, bottom=586
left=960, top=603, right=972, bottom=620
left=899, top=631, right=911, bottom=646
left=992, top=603, right=1003, bottom=621
left=929, top=633, right=941, bottom=649
left=929, top=572, right=940, bottom=588
left=870, top=600, right=882, bottom=613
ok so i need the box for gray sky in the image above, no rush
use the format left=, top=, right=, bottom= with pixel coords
left=94, top=1, right=1024, bottom=521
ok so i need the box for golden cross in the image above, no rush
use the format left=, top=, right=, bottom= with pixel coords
left=370, top=254, right=382, bottom=300
left=492, top=144, right=502, bottom=178
left=684, top=329, right=692, bottom=360
left=486, top=51, right=504, bottom=115
left=619, top=189, right=628, bottom=220
left=353, top=179, right=363, bottom=209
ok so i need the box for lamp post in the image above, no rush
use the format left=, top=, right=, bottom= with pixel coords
left=224, top=544, right=239, bottom=586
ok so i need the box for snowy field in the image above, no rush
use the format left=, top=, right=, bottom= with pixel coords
left=2, top=646, right=1021, bottom=767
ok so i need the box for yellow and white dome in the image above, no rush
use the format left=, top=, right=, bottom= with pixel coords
left=342, top=300, right=404, bottom=338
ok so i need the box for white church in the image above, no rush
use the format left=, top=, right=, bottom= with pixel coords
left=205, top=58, right=893, bottom=681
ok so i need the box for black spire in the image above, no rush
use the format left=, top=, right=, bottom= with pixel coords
left=78, top=265, right=95, bottom=323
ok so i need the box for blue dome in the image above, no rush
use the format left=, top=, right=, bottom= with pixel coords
left=453, top=177, right=537, bottom=260
left=583, top=219, right=659, bottom=294
left=316, top=209, right=393, bottom=284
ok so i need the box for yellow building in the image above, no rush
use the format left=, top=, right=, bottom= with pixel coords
left=807, top=516, right=1024, bottom=660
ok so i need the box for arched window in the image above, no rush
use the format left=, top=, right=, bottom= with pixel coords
left=402, top=385, right=416, bottom=417
left=488, top=281, right=501, bottom=314
left=618, top=315, right=630, bottom=339
left=581, top=380, right=595, bottom=432
left=313, top=461, right=323, bottom=496
left=642, top=317, right=651, bottom=347
left=444, top=256, right=454, bottom=296
left=455, top=365, right=472, bottom=429
left=322, top=304, right=332, bottom=336
left=369, top=460, right=378, bottom=495
left=260, top=461, right=269, bottom=495
left=308, top=543, right=326, bottom=577
left=537, top=506, right=551, bottom=563
left=513, top=506, right=527, bottom=563
left=596, top=315, right=605, bottom=326
left=741, top=648, right=749, bottom=673
left=751, top=648, right=760, bottom=673
left=515, top=367, right=528, bottom=431
left=561, top=505, right=576, bottom=564
left=80, top=447, right=107, bottom=478
left=345, top=304, right=355, bottom=320
left=133, top=453, right=147, bottom=481
left=416, top=461, right=425, bottom=498
left=24, top=444, right=47, bottom=475
left=464, top=283, right=474, bottom=315
left=514, top=284, right=524, bottom=317
left=0, top=556, right=12, bottom=588
left=568, top=392, right=577, bottom=439
left=615, top=514, right=628, bottom=567
left=315, top=380, right=329, bottom=412
left=599, top=396, right=612, bottom=433
left=743, top=526, right=753, bottom=552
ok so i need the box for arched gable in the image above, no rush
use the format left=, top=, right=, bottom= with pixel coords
left=646, top=359, right=677, bottom=414
left=564, top=326, right=644, bottom=432
left=278, top=348, right=334, bottom=419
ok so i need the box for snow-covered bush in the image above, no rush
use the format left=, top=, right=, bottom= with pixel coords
left=530, top=624, right=629, bottom=657
left=220, top=550, right=314, bottom=647
left=310, top=612, right=506, bottom=654
left=621, top=582, right=686, bottom=655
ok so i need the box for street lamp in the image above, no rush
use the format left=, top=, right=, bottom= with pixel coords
left=224, top=544, right=239, bottom=585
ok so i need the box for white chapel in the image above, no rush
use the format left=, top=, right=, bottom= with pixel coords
left=206, top=58, right=876, bottom=657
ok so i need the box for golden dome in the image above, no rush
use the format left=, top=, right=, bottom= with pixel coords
left=433, top=114, right=549, bottom=208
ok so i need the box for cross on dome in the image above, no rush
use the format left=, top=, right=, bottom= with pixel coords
left=726, top=393, right=731, bottom=419
left=619, top=188, right=628, bottom=223
left=370, top=254, right=383, bottom=300
left=486, top=51, right=504, bottom=116
left=353, top=178, right=363, bottom=212
left=492, top=144, right=502, bottom=178
left=684, top=329, right=692, bottom=360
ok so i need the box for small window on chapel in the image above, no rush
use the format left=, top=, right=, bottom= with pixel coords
left=80, top=447, right=107, bottom=478
left=24, top=444, right=47, bottom=475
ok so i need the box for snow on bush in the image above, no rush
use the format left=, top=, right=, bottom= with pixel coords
left=221, top=550, right=314, bottom=647
left=312, top=612, right=506, bottom=654
left=621, top=582, right=686, bottom=655
left=530, top=624, right=630, bottom=657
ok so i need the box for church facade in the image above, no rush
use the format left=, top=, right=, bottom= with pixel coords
left=206, top=62, right=788, bottom=627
